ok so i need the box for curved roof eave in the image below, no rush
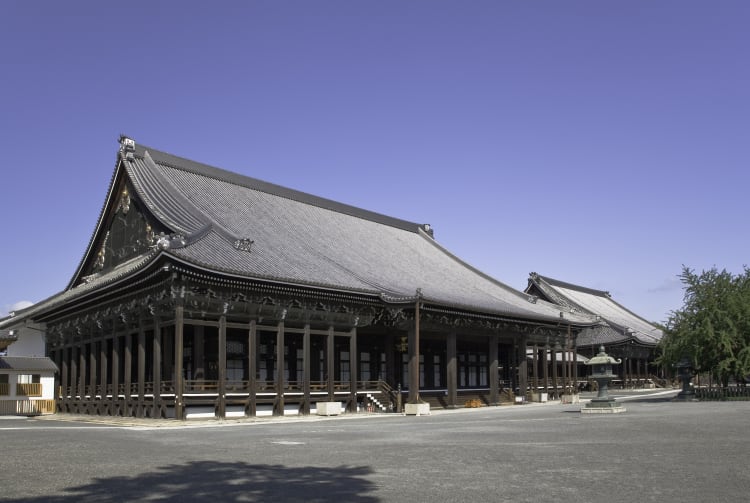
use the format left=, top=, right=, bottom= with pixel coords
left=65, top=155, right=128, bottom=290
left=4, top=250, right=164, bottom=325
left=166, top=246, right=596, bottom=327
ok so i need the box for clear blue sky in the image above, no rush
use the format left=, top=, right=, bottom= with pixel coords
left=1, top=1, right=748, bottom=324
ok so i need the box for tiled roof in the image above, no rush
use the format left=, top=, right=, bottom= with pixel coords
left=0, top=252, right=160, bottom=329
left=6, top=138, right=599, bottom=328
left=118, top=140, right=595, bottom=324
left=526, top=273, right=663, bottom=346
left=0, top=356, right=58, bottom=373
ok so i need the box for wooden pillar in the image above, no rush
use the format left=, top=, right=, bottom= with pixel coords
left=89, top=341, right=97, bottom=397
left=326, top=326, right=335, bottom=401
left=552, top=342, right=560, bottom=398
left=446, top=332, right=457, bottom=408
left=60, top=346, right=68, bottom=406
left=407, top=328, right=418, bottom=403
left=247, top=319, right=257, bottom=417
left=218, top=315, right=227, bottom=419
left=99, top=338, right=108, bottom=414
left=79, top=343, right=87, bottom=399
left=137, top=329, right=146, bottom=417
left=99, top=334, right=109, bottom=400
left=52, top=348, right=61, bottom=404
left=518, top=337, right=528, bottom=401
left=70, top=346, right=78, bottom=398
left=562, top=342, right=568, bottom=394
left=68, top=346, right=76, bottom=411
left=408, top=293, right=422, bottom=404
left=124, top=333, right=132, bottom=408
left=68, top=348, right=80, bottom=412
left=153, top=320, right=162, bottom=405
left=302, top=324, right=311, bottom=415
left=543, top=345, right=549, bottom=394
left=573, top=338, right=579, bottom=391
left=628, top=357, right=633, bottom=388
left=531, top=344, right=539, bottom=395
left=637, top=358, right=643, bottom=382
left=175, top=304, right=185, bottom=420
left=489, top=335, right=499, bottom=405
left=274, top=321, right=285, bottom=416
left=349, top=327, right=358, bottom=412
left=111, top=332, right=120, bottom=414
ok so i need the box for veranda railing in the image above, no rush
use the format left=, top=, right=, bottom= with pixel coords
left=15, top=383, right=42, bottom=396
left=61, top=379, right=387, bottom=399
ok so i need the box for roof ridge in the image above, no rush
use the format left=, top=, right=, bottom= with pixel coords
left=533, top=273, right=610, bottom=298
left=530, top=273, right=663, bottom=341
left=133, top=141, right=427, bottom=234
left=422, top=232, right=559, bottom=313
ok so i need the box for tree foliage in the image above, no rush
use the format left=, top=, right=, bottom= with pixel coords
left=659, top=265, right=750, bottom=386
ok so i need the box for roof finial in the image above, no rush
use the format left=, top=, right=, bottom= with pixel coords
left=118, top=135, right=136, bottom=160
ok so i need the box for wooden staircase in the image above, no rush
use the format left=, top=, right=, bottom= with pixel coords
left=360, top=383, right=519, bottom=412
left=411, top=389, right=517, bottom=409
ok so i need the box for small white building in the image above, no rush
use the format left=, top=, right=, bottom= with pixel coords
left=0, top=356, right=58, bottom=415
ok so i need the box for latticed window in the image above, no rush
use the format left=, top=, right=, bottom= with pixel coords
left=226, top=360, right=243, bottom=381
left=401, top=354, right=425, bottom=387
left=479, top=355, right=488, bottom=387
left=340, top=351, right=350, bottom=381
left=296, top=348, right=304, bottom=383
left=360, top=352, right=371, bottom=381
left=433, top=355, right=441, bottom=387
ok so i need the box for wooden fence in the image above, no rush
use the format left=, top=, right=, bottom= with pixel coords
left=695, top=387, right=750, bottom=401
left=15, top=383, right=43, bottom=396
left=0, top=399, right=56, bottom=415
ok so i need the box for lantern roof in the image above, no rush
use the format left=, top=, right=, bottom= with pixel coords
left=585, top=346, right=622, bottom=366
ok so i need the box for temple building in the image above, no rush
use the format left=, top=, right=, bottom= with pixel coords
left=525, top=273, right=664, bottom=388
left=0, top=136, right=597, bottom=419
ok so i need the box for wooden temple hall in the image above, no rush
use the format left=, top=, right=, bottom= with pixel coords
left=0, top=136, right=600, bottom=419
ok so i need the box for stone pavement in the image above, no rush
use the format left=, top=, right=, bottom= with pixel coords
left=3, top=389, right=747, bottom=502
left=30, top=388, right=680, bottom=428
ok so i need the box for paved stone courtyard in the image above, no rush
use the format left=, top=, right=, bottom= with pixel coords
left=1, top=390, right=748, bottom=502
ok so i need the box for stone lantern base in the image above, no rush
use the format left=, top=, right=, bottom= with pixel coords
left=405, top=402, right=431, bottom=416
left=581, top=398, right=626, bottom=414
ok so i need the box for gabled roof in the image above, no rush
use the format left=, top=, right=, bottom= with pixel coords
left=525, top=273, right=663, bottom=346
left=5, top=137, right=598, bottom=327
left=0, top=356, right=58, bottom=373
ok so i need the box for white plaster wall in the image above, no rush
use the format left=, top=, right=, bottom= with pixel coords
left=0, top=371, right=56, bottom=399
left=40, top=375, right=55, bottom=399
left=6, top=328, right=46, bottom=357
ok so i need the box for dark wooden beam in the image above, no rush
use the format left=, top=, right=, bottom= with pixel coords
left=218, top=315, right=227, bottom=419
left=247, top=319, right=257, bottom=417
left=274, top=321, right=285, bottom=416
left=175, top=304, right=184, bottom=420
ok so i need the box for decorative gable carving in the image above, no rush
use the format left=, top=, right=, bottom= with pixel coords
left=81, top=182, right=167, bottom=282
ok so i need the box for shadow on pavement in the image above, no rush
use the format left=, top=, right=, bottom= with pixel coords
left=8, top=461, right=378, bottom=502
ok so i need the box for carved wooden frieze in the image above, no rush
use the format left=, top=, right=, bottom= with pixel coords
left=87, top=184, right=166, bottom=277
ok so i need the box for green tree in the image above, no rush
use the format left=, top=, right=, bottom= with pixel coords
left=659, top=266, right=750, bottom=387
